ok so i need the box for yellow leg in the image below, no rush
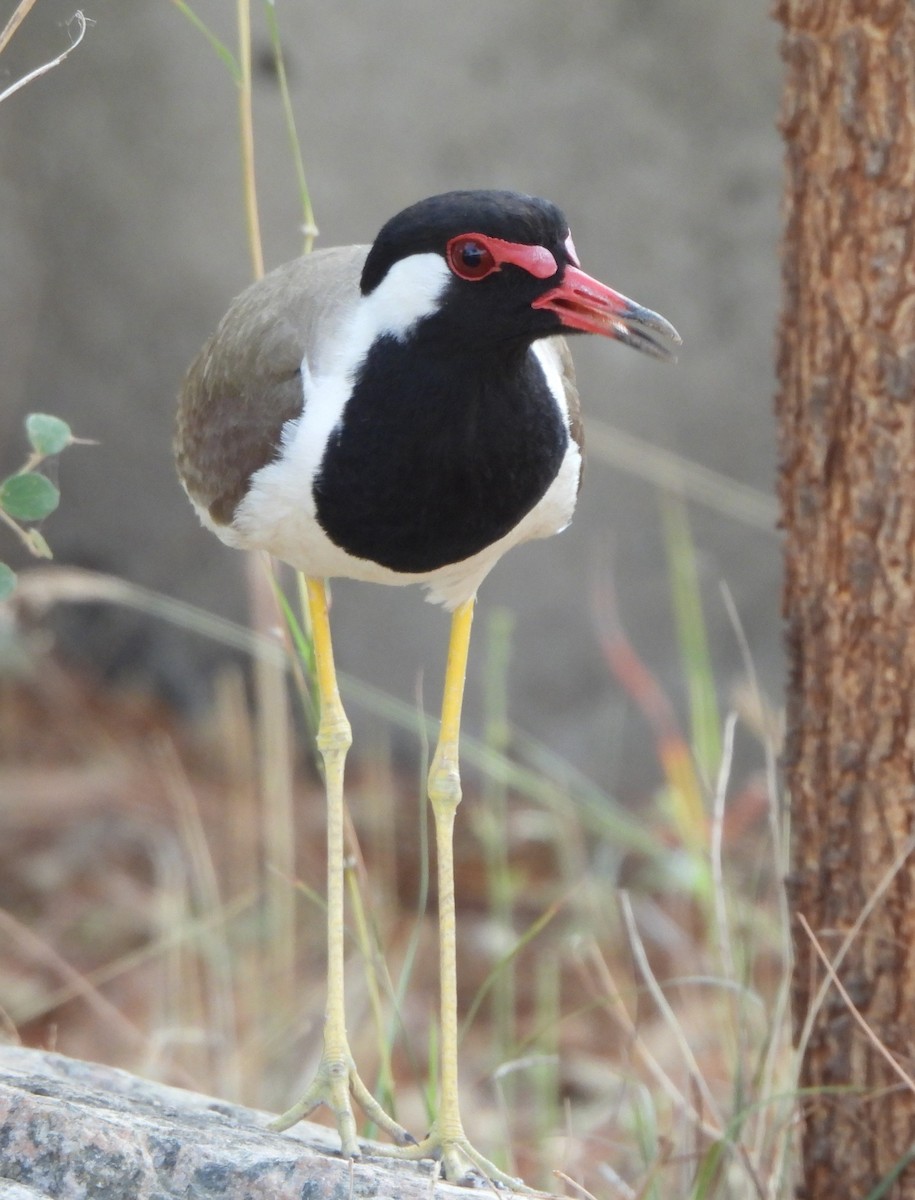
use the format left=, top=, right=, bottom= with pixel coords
left=387, top=597, right=526, bottom=1188
left=271, top=577, right=413, bottom=1155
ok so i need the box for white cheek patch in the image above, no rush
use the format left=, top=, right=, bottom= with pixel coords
left=315, top=250, right=450, bottom=385
left=361, top=252, right=451, bottom=340
left=564, top=232, right=580, bottom=267
left=317, top=252, right=450, bottom=382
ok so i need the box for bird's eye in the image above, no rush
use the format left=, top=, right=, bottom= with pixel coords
left=446, top=235, right=498, bottom=281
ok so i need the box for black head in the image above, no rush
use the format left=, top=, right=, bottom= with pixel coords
left=361, top=191, right=575, bottom=350
left=361, top=190, right=571, bottom=293
left=359, top=189, right=681, bottom=359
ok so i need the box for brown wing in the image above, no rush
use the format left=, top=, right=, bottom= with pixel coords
left=175, top=245, right=368, bottom=526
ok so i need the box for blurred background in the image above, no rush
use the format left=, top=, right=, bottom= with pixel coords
left=0, top=4, right=790, bottom=1194
left=0, top=0, right=781, bottom=792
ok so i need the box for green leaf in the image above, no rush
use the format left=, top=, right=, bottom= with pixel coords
left=25, top=412, right=72, bottom=456
left=0, top=562, right=16, bottom=600
left=0, top=472, right=60, bottom=521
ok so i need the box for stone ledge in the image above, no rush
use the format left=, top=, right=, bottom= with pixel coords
left=0, top=1046, right=537, bottom=1199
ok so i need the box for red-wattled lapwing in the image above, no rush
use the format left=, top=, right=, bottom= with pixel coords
left=176, top=189, right=679, bottom=1186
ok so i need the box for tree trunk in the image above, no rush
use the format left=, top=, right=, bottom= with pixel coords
left=775, top=3, right=915, bottom=1196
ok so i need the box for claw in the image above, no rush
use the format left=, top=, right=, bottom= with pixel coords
left=382, top=1126, right=530, bottom=1191
left=270, top=1050, right=415, bottom=1156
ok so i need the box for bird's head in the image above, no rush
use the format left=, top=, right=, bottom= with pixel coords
left=360, top=189, right=680, bottom=359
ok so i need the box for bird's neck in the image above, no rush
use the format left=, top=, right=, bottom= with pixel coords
left=361, top=332, right=542, bottom=431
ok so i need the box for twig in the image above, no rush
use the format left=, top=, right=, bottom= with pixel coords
left=0, top=0, right=41, bottom=57
left=0, top=11, right=89, bottom=105
left=797, top=912, right=915, bottom=1096
left=794, top=834, right=915, bottom=1070
left=553, top=1170, right=607, bottom=1200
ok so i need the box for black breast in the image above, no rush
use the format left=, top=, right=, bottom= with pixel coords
left=313, top=339, right=568, bottom=573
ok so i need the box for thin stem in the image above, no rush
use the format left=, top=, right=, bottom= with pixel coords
left=263, top=1, right=318, bottom=252
left=236, top=0, right=263, bottom=280
left=0, top=0, right=41, bottom=58
left=0, top=10, right=88, bottom=105
left=0, top=504, right=33, bottom=552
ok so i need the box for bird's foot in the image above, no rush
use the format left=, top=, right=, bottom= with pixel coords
left=270, top=1051, right=415, bottom=1158
left=385, top=1125, right=529, bottom=1191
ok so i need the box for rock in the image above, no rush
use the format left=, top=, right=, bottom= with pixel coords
left=0, top=1046, right=534, bottom=1199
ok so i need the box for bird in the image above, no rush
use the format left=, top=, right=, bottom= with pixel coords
left=175, top=189, right=679, bottom=1186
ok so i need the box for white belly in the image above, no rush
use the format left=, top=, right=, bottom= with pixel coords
left=192, top=436, right=581, bottom=610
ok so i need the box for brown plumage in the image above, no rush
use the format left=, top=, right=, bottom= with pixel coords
left=177, top=247, right=367, bottom=526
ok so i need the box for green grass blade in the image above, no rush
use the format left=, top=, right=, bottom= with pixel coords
left=263, top=1, right=318, bottom=252
left=864, top=1146, right=915, bottom=1200
left=169, top=0, right=240, bottom=82
left=661, top=493, right=721, bottom=783
left=459, top=895, right=563, bottom=1043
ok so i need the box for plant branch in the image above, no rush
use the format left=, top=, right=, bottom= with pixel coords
left=0, top=10, right=88, bottom=105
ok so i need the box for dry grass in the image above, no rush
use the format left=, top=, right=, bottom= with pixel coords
left=0, top=562, right=795, bottom=1198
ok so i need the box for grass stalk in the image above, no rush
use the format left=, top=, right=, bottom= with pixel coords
left=236, top=0, right=263, bottom=280
left=460, top=895, right=565, bottom=1044
left=477, top=608, right=516, bottom=1065
left=581, top=937, right=721, bottom=1144
left=660, top=495, right=720, bottom=786
left=619, top=892, right=723, bottom=1131
left=0, top=0, right=40, bottom=56
left=343, top=845, right=399, bottom=1123
left=168, top=0, right=240, bottom=80
left=156, top=736, right=241, bottom=1099
left=263, top=1, right=318, bottom=252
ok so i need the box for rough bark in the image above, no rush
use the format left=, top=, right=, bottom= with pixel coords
left=0, top=1046, right=532, bottom=1200
left=775, top=3, right=915, bottom=1197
